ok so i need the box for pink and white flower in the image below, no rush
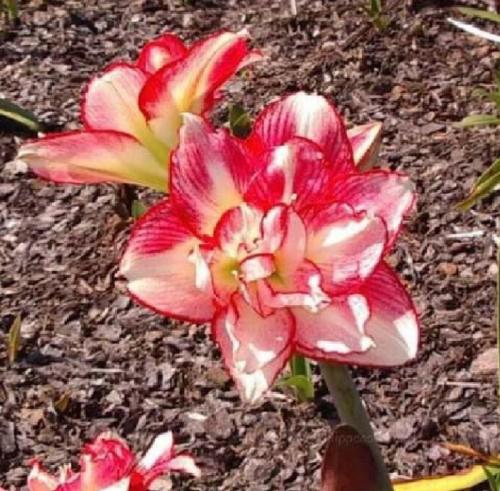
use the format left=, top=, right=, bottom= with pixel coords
left=16, top=31, right=260, bottom=191
left=120, top=92, right=419, bottom=403
left=3, top=432, right=199, bottom=491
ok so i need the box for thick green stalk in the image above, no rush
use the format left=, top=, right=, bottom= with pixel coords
left=320, top=362, right=393, bottom=491
left=290, top=354, right=312, bottom=379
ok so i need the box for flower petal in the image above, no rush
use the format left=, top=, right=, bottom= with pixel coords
left=294, top=293, right=376, bottom=357
left=166, top=455, right=201, bottom=478
left=134, top=432, right=200, bottom=485
left=82, top=63, right=146, bottom=133
left=244, top=138, right=333, bottom=213
left=347, top=122, right=383, bottom=171
left=296, top=263, right=419, bottom=366
left=101, top=478, right=131, bottom=491
left=246, top=92, right=355, bottom=174
left=139, top=432, right=174, bottom=472
left=17, top=130, right=166, bottom=190
left=120, top=200, right=215, bottom=322
left=81, top=434, right=135, bottom=491
left=260, top=205, right=307, bottom=274
left=139, top=30, right=256, bottom=147
left=213, top=204, right=263, bottom=258
left=52, top=472, right=80, bottom=491
left=356, top=263, right=419, bottom=365
left=81, top=63, right=168, bottom=162
left=304, top=202, right=386, bottom=295
left=331, top=170, right=415, bottom=249
left=240, top=254, right=276, bottom=282
left=260, top=260, right=331, bottom=313
left=170, top=115, right=255, bottom=236
left=136, top=34, right=187, bottom=74
left=27, top=463, right=58, bottom=491
left=212, top=295, right=295, bottom=403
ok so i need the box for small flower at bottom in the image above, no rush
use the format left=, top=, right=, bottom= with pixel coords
left=120, top=92, right=419, bottom=403
left=4, top=432, right=199, bottom=491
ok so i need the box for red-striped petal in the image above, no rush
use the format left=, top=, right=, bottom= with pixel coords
left=240, top=254, right=276, bottom=282
left=213, top=204, right=263, bottom=258
left=170, top=115, right=256, bottom=236
left=27, top=464, right=58, bottom=491
left=120, top=200, right=215, bottom=322
left=139, top=30, right=258, bottom=147
left=212, top=295, right=295, bottom=403
left=331, top=170, right=415, bottom=249
left=137, top=33, right=187, bottom=74
left=246, top=92, right=355, bottom=174
left=348, top=122, right=383, bottom=171
left=80, top=434, right=135, bottom=491
left=260, top=205, right=307, bottom=275
left=135, top=432, right=201, bottom=486
left=298, top=263, right=419, bottom=365
left=244, top=138, right=333, bottom=213
left=165, top=455, right=201, bottom=478
left=259, top=260, right=331, bottom=313
left=17, top=130, right=166, bottom=190
left=82, top=63, right=146, bottom=134
left=303, top=202, right=386, bottom=295
left=294, top=293, right=376, bottom=358
left=81, top=63, right=168, bottom=163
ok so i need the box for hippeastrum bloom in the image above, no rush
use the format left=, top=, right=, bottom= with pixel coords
left=16, top=30, right=260, bottom=191
left=11, top=432, right=200, bottom=491
left=120, top=92, right=419, bottom=403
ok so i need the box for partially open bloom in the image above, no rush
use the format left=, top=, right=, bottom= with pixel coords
left=7, top=432, right=199, bottom=491
left=120, top=92, right=419, bottom=403
left=16, top=31, right=260, bottom=191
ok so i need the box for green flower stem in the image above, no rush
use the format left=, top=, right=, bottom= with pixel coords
left=320, top=362, right=393, bottom=491
left=290, top=354, right=312, bottom=379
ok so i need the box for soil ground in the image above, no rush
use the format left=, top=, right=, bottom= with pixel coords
left=1, top=0, right=499, bottom=489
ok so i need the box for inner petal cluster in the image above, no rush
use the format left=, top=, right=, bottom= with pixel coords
left=191, top=202, right=343, bottom=321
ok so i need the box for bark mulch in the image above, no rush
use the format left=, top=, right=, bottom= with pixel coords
left=1, top=0, right=499, bottom=489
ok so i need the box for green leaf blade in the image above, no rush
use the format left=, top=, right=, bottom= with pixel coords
left=458, top=156, right=500, bottom=209
left=0, top=98, right=41, bottom=132
left=131, top=200, right=148, bottom=220
left=455, top=114, right=500, bottom=128
left=5, top=0, right=18, bottom=21
left=229, top=103, right=252, bottom=138
left=7, top=315, right=22, bottom=365
left=279, top=374, right=315, bottom=402
left=457, top=6, right=500, bottom=24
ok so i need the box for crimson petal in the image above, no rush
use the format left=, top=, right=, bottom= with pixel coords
left=246, top=92, right=355, bottom=174
left=296, top=263, right=419, bottom=366
left=136, top=33, right=187, bottom=74
left=212, top=295, right=295, bottom=403
left=244, top=138, right=333, bottom=213
left=331, top=170, right=415, bottom=249
left=139, top=30, right=258, bottom=147
left=303, top=202, right=386, bottom=295
left=17, top=130, right=166, bottom=190
left=120, top=200, right=215, bottom=322
left=170, top=115, right=256, bottom=236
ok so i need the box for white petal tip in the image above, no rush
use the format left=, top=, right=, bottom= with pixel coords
left=140, top=432, right=174, bottom=471
left=236, top=28, right=250, bottom=38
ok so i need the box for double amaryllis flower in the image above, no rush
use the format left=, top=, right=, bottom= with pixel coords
left=2, top=432, right=199, bottom=491
left=16, top=30, right=260, bottom=191
left=120, top=92, right=419, bottom=403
